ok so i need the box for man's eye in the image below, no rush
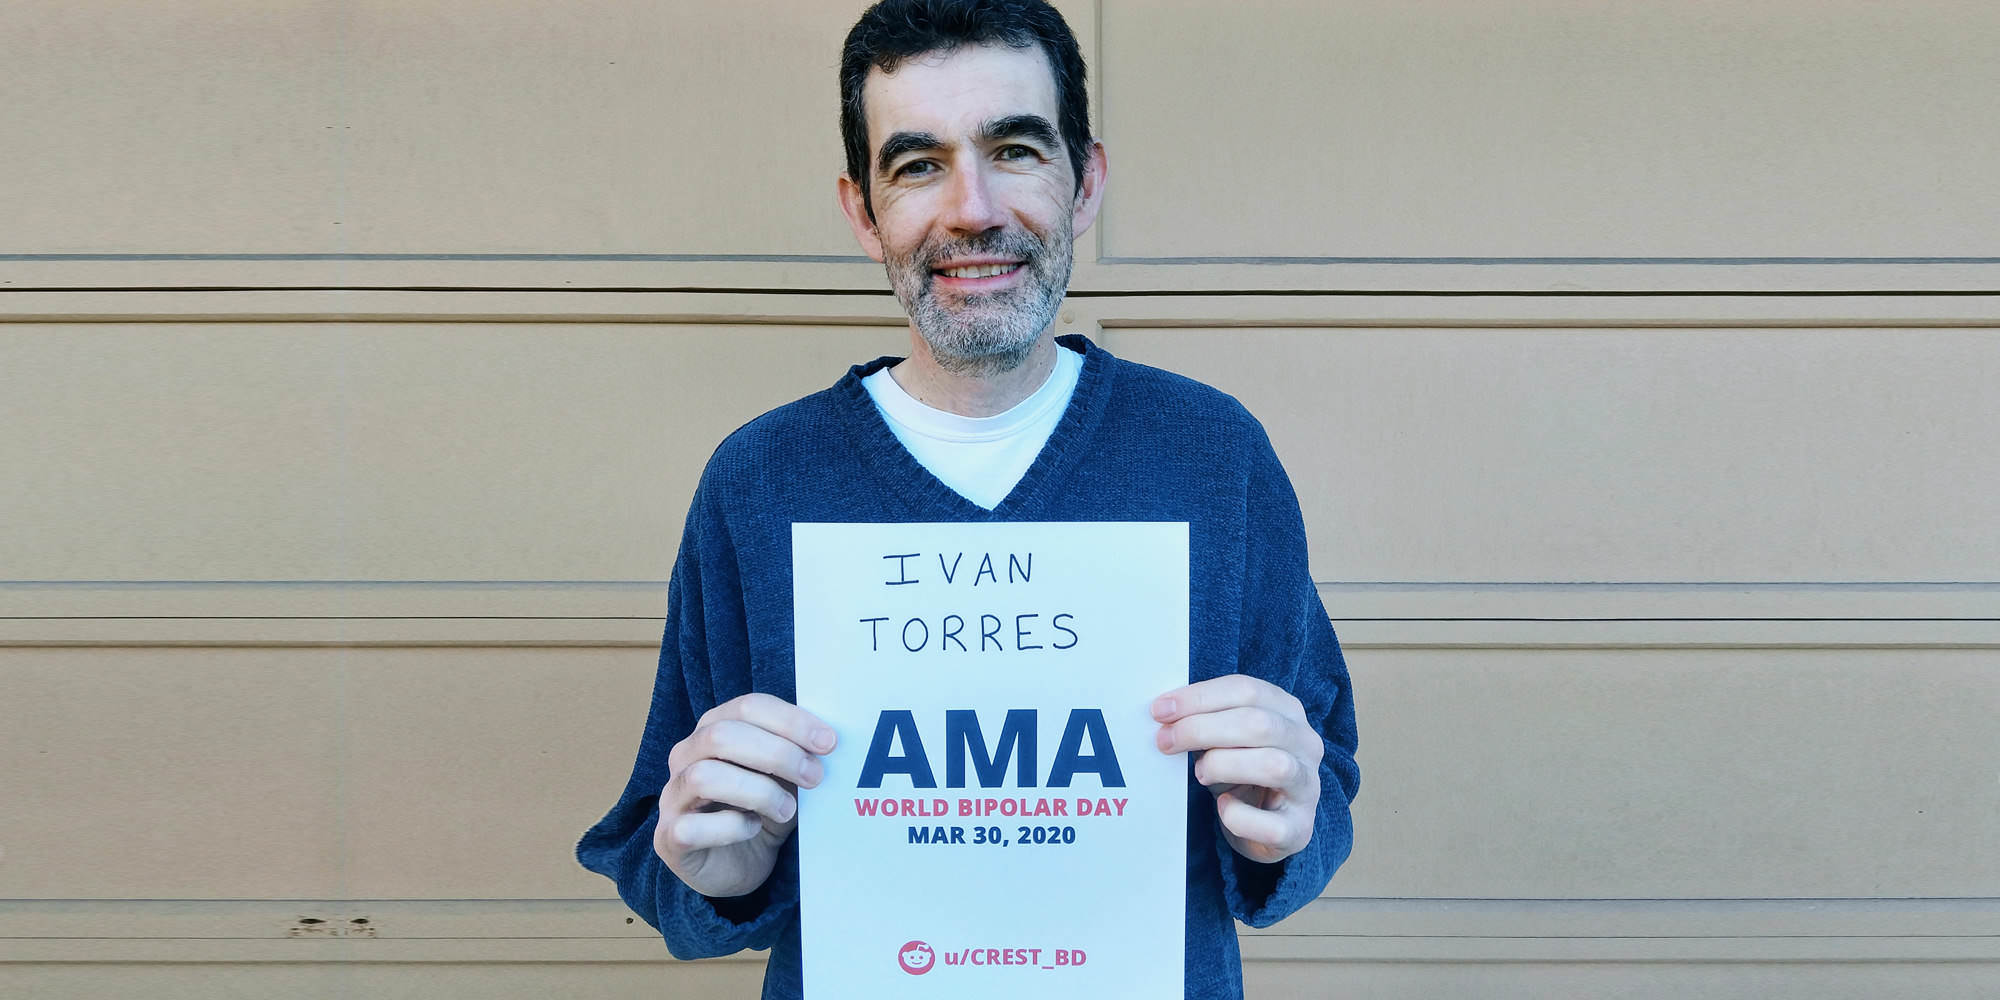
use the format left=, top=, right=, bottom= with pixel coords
left=998, top=145, right=1037, bottom=160
left=895, top=160, right=936, bottom=178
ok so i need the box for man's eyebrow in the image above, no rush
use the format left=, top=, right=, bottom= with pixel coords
left=980, top=114, right=1059, bottom=149
left=875, top=131, right=944, bottom=176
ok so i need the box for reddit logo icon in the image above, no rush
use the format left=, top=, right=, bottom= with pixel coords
left=898, top=940, right=935, bottom=975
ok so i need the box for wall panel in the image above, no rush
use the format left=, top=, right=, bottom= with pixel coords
left=1110, top=325, right=2000, bottom=583
left=13, top=313, right=1992, bottom=587
left=0, top=0, right=1095, bottom=290
left=1099, top=0, right=2000, bottom=261
left=1338, top=647, right=1996, bottom=899
left=339, top=648, right=655, bottom=899
left=1, top=962, right=766, bottom=1000
left=4, top=650, right=346, bottom=899
left=2, top=0, right=867, bottom=257
left=0, top=321, right=907, bottom=582
left=8, top=641, right=1991, bottom=903
left=10, top=0, right=2000, bottom=290
left=1243, top=961, right=2000, bottom=1000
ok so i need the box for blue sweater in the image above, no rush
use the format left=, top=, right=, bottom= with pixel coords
left=577, top=335, right=1359, bottom=998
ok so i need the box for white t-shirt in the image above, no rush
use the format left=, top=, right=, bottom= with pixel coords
left=860, top=345, right=1083, bottom=510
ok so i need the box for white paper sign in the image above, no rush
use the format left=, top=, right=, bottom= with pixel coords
left=793, top=521, right=1188, bottom=998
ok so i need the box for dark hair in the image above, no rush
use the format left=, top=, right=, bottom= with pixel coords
left=840, top=0, right=1092, bottom=221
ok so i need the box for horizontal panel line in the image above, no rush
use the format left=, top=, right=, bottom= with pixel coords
left=9, top=287, right=2000, bottom=300
left=1297, top=935, right=2000, bottom=940
left=10, top=643, right=1984, bottom=650
left=9, top=896, right=1989, bottom=903
left=0, top=644, right=664, bottom=652
left=0, top=286, right=898, bottom=296
left=1344, top=612, right=2000, bottom=620
left=1100, top=256, right=2000, bottom=266
left=8, top=955, right=1976, bottom=969
left=1347, top=645, right=2000, bottom=651
left=0, top=253, right=876, bottom=263
left=0, top=936, right=664, bottom=942
left=0, top=581, right=671, bottom=587
left=1253, top=957, right=2000, bottom=966
left=4, top=616, right=1992, bottom=623
left=8, top=580, right=1998, bottom=588
left=1323, top=581, right=2000, bottom=589
left=1097, top=320, right=2000, bottom=331
left=0, top=616, right=657, bottom=621
left=1072, top=288, right=2000, bottom=298
left=11, top=254, right=2000, bottom=265
left=1328, top=900, right=2000, bottom=908
left=10, top=935, right=1993, bottom=942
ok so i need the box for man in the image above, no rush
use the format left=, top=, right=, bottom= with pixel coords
left=577, top=2, right=1358, bottom=997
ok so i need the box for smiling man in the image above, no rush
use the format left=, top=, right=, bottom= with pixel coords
left=577, top=2, right=1359, bottom=998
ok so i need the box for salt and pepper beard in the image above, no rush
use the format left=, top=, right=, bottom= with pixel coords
left=882, top=213, right=1075, bottom=378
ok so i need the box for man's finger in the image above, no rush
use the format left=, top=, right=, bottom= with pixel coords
left=1152, top=674, right=1301, bottom=724
left=681, top=719, right=827, bottom=789
left=669, top=758, right=799, bottom=826
left=658, top=808, right=763, bottom=857
left=1215, top=789, right=1301, bottom=858
left=698, top=693, right=838, bottom=756
left=1156, top=705, right=1312, bottom=757
left=1192, top=746, right=1308, bottom=796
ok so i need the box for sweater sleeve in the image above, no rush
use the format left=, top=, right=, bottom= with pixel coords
left=1214, top=425, right=1361, bottom=927
left=574, top=478, right=798, bottom=958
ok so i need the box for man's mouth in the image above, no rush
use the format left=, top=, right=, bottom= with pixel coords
left=933, top=261, right=1024, bottom=280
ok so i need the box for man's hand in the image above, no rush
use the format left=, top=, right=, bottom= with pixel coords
left=1152, top=675, right=1322, bottom=864
left=656, top=693, right=836, bottom=898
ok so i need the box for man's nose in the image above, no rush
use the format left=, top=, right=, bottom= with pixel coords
left=940, top=159, right=1009, bottom=235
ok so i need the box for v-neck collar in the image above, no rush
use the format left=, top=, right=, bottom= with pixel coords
left=838, top=334, right=1111, bottom=520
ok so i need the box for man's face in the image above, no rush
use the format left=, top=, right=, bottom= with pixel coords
left=841, top=43, right=1103, bottom=375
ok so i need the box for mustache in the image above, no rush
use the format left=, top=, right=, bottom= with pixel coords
left=912, top=230, right=1046, bottom=273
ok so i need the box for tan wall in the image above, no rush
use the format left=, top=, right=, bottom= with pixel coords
left=5, top=1, right=1996, bottom=998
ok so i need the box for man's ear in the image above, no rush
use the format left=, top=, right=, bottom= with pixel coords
left=1070, top=140, right=1108, bottom=237
left=837, top=174, right=886, bottom=263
